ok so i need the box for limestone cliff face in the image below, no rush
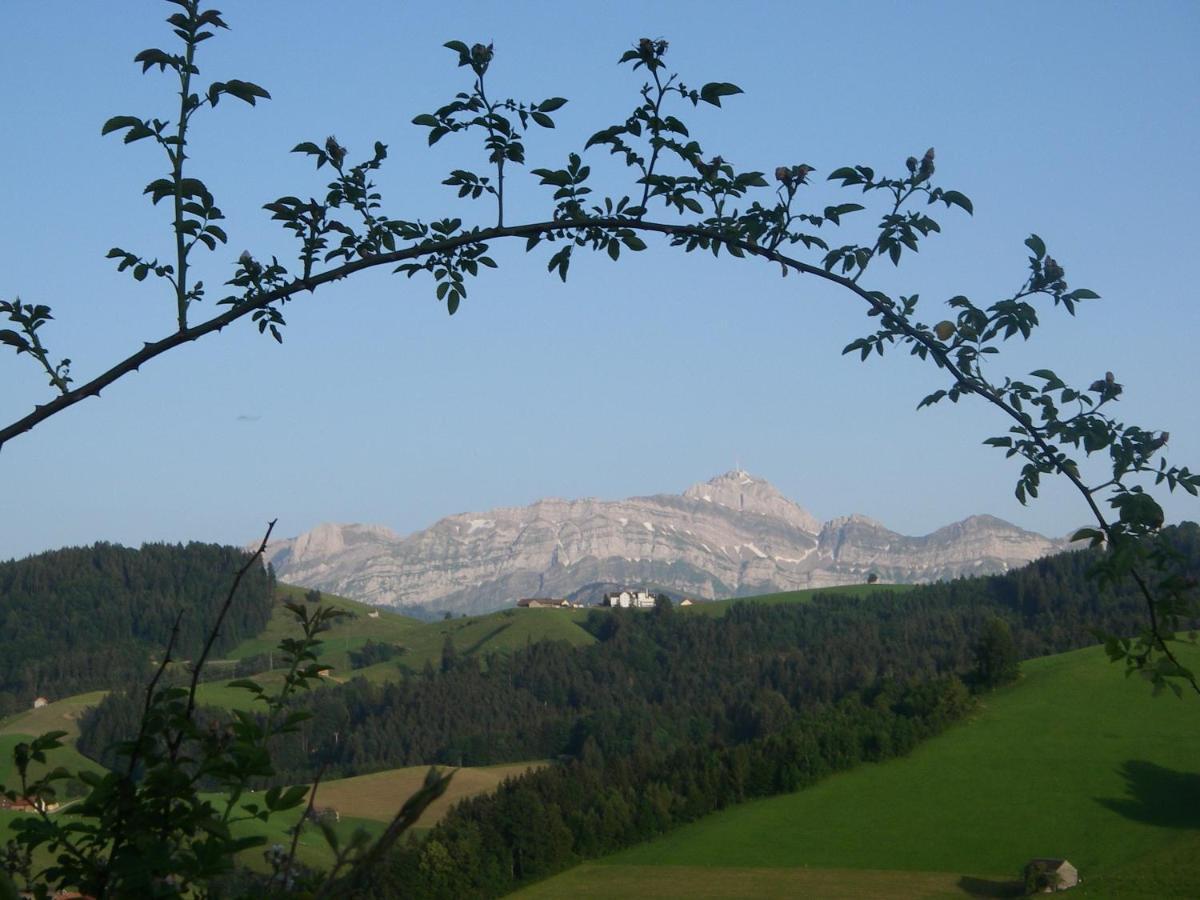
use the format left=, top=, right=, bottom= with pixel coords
left=264, top=471, right=1065, bottom=615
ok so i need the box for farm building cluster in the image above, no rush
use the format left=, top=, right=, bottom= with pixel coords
left=516, top=590, right=695, bottom=610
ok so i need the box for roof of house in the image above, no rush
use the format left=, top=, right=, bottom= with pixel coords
left=1028, top=858, right=1075, bottom=870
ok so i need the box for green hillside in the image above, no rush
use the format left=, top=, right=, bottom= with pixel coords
left=518, top=645, right=1200, bottom=899
left=214, top=583, right=893, bottom=691
left=308, top=760, right=546, bottom=828
left=219, top=583, right=424, bottom=666
left=352, top=606, right=596, bottom=682
left=220, top=585, right=594, bottom=687
left=685, top=582, right=911, bottom=616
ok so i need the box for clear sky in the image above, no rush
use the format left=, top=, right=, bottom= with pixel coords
left=1, top=1, right=1197, bottom=560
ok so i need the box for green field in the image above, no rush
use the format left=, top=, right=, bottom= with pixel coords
left=218, top=585, right=595, bottom=688
left=519, top=645, right=1200, bottom=899
left=684, top=582, right=912, bottom=616
left=310, top=760, right=547, bottom=828
left=219, top=583, right=424, bottom=667
left=0, top=691, right=108, bottom=741
left=352, top=606, right=597, bottom=682
left=0, top=732, right=105, bottom=789
left=513, top=864, right=992, bottom=899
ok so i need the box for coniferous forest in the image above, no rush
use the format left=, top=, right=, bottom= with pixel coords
left=0, top=542, right=274, bottom=716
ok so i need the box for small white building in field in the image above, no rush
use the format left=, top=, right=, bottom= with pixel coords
left=32, top=697, right=49, bottom=709
left=1024, top=858, right=1079, bottom=892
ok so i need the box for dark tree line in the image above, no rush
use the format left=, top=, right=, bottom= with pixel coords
left=361, top=676, right=972, bottom=898
left=0, top=542, right=274, bottom=716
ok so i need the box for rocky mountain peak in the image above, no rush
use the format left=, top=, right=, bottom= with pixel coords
left=265, top=472, right=1065, bottom=615
left=682, top=470, right=821, bottom=534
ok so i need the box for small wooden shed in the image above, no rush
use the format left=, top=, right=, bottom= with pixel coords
left=1024, top=858, right=1079, bottom=892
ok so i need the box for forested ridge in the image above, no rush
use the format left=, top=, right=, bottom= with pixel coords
left=0, top=542, right=274, bottom=716
left=254, top=525, right=1195, bottom=781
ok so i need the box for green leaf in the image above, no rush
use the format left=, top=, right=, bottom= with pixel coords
left=100, top=115, right=142, bottom=136
left=942, top=190, right=973, bottom=214
left=1025, top=234, right=1046, bottom=259
left=226, top=679, right=264, bottom=694
left=221, top=80, right=271, bottom=105
left=1070, top=527, right=1104, bottom=545
left=699, top=82, right=743, bottom=107
left=538, top=97, right=568, bottom=112
left=411, top=114, right=439, bottom=127
left=530, top=111, right=554, bottom=128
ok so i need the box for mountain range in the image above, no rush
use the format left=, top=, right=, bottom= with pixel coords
left=263, top=471, right=1067, bottom=616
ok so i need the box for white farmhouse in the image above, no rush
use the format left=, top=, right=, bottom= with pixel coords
left=602, top=589, right=656, bottom=609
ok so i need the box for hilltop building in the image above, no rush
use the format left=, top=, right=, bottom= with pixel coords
left=517, top=598, right=571, bottom=608
left=602, top=589, right=655, bottom=609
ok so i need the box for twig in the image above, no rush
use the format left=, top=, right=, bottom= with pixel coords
left=278, top=763, right=328, bottom=890
left=181, top=519, right=277, bottom=727
left=315, top=767, right=453, bottom=900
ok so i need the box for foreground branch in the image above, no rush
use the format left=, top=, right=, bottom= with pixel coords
left=3, top=215, right=1193, bottom=693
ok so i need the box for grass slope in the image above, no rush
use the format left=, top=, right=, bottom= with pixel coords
left=219, top=586, right=595, bottom=690
left=0, top=733, right=105, bottom=790
left=220, top=584, right=424, bottom=667
left=685, top=583, right=911, bottom=616
left=514, top=864, right=983, bottom=899
left=520, top=646, right=1200, bottom=899
left=311, top=761, right=547, bottom=827
left=352, top=607, right=596, bottom=683
left=0, top=691, right=108, bottom=742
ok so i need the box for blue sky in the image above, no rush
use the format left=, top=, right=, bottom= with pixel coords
left=1, top=1, right=1197, bottom=559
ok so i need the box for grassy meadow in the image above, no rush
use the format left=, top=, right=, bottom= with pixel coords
left=684, top=582, right=912, bottom=616
left=0, top=691, right=108, bottom=742
left=309, top=760, right=547, bottom=828
left=517, top=645, right=1200, bottom=899
left=216, top=585, right=595, bottom=688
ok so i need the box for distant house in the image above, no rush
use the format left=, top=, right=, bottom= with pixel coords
left=1024, top=858, right=1079, bottom=892
left=517, top=598, right=569, bottom=609
left=679, top=598, right=695, bottom=607
left=602, top=589, right=655, bottom=609
left=367, top=610, right=381, bottom=619
left=33, top=696, right=49, bottom=709
left=0, top=795, right=59, bottom=814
